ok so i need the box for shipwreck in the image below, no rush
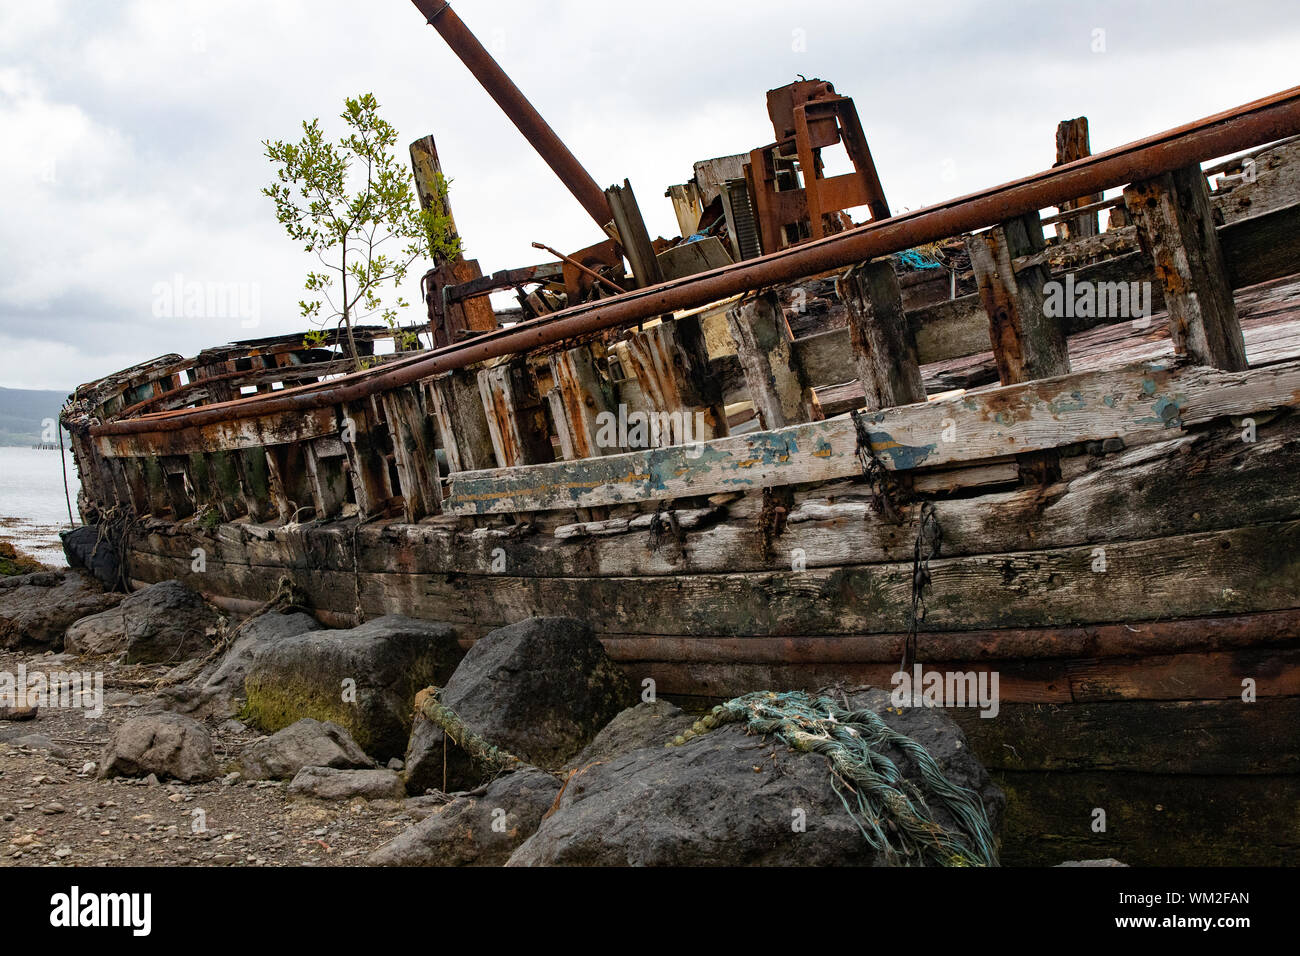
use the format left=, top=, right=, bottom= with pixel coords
left=60, top=1, right=1300, bottom=864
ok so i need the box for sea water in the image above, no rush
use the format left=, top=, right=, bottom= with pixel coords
left=0, top=446, right=81, bottom=567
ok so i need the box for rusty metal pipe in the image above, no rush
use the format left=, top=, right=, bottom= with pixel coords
left=95, top=86, right=1300, bottom=437
left=413, top=0, right=612, bottom=230
left=531, top=241, right=625, bottom=296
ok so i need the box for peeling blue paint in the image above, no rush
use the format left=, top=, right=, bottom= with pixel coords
left=864, top=429, right=936, bottom=469
left=1049, top=391, right=1086, bottom=414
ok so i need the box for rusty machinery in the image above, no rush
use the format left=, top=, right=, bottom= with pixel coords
left=744, top=79, right=892, bottom=254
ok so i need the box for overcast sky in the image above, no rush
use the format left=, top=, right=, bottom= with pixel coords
left=2, top=0, right=1298, bottom=391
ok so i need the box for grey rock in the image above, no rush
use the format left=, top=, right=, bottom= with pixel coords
left=61, top=525, right=123, bottom=591
left=99, top=713, right=217, bottom=783
left=65, top=580, right=221, bottom=663
left=159, top=611, right=322, bottom=719
left=244, top=615, right=462, bottom=761
left=239, top=718, right=375, bottom=781
left=508, top=687, right=1003, bottom=867
left=369, top=769, right=561, bottom=866
left=405, top=617, right=632, bottom=794
left=7, top=733, right=67, bottom=758
left=288, top=766, right=406, bottom=801
left=566, top=700, right=695, bottom=770
left=0, top=570, right=122, bottom=649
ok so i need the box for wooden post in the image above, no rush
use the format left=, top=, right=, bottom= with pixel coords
left=303, top=436, right=351, bottom=521
left=547, top=346, right=617, bottom=460
left=410, top=135, right=496, bottom=347
left=206, top=451, right=247, bottom=521
left=340, top=398, right=395, bottom=518
left=624, top=319, right=727, bottom=444
left=381, top=383, right=443, bottom=521
left=966, top=211, right=1070, bottom=385
left=836, top=260, right=927, bottom=411
left=1055, top=117, right=1101, bottom=240
left=478, top=362, right=554, bottom=467
left=430, top=369, right=497, bottom=473
left=605, top=180, right=665, bottom=289
left=1123, top=165, right=1248, bottom=371
left=726, top=291, right=822, bottom=429
left=967, top=211, right=1070, bottom=484
left=236, top=448, right=274, bottom=523
left=264, top=445, right=313, bottom=523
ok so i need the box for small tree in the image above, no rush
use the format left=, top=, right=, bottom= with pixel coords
left=262, top=93, right=459, bottom=368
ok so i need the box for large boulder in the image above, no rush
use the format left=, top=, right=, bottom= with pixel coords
left=288, top=766, right=405, bottom=802
left=64, top=580, right=221, bottom=663
left=60, top=525, right=123, bottom=591
left=99, top=713, right=217, bottom=782
left=369, top=769, right=562, bottom=866
left=404, top=617, right=634, bottom=793
left=157, top=610, right=322, bottom=718
left=508, top=687, right=1004, bottom=867
left=565, top=700, right=695, bottom=770
left=243, top=615, right=463, bottom=761
left=0, top=570, right=122, bottom=649
left=239, top=718, right=375, bottom=781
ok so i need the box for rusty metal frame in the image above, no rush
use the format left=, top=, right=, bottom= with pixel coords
left=94, top=85, right=1300, bottom=437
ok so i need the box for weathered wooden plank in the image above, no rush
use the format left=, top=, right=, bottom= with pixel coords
left=836, top=259, right=926, bottom=410
left=953, top=697, right=1300, bottom=775
left=1125, top=164, right=1248, bottom=370
left=126, top=517, right=1300, bottom=639
left=547, top=346, right=616, bottom=460
left=130, top=413, right=1300, bottom=591
left=302, top=437, right=351, bottom=521
left=477, top=362, right=554, bottom=468
left=341, top=398, right=394, bottom=518
left=381, top=383, right=441, bottom=521
left=442, top=356, right=1300, bottom=515
left=725, top=291, right=822, bottom=429
left=992, top=771, right=1300, bottom=866
left=968, top=211, right=1071, bottom=385
left=624, top=319, right=727, bottom=444
left=95, top=405, right=340, bottom=459
left=429, top=368, right=496, bottom=473
left=1053, top=117, right=1101, bottom=240
left=606, top=179, right=665, bottom=289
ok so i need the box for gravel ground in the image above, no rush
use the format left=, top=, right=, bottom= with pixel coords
left=0, top=649, right=429, bottom=867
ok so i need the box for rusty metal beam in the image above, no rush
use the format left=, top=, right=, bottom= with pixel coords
left=412, top=0, right=612, bottom=230
left=95, top=85, right=1300, bottom=437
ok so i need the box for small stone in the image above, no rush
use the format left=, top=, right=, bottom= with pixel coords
left=221, top=772, right=241, bottom=786
left=54, top=846, right=72, bottom=859
left=144, top=773, right=159, bottom=787
left=40, top=803, right=65, bottom=815
left=79, top=762, right=96, bottom=776
left=386, top=757, right=404, bottom=771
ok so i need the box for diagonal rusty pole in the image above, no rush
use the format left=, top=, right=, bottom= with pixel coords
left=412, top=0, right=613, bottom=231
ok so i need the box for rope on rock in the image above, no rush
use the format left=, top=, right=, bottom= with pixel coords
left=670, top=689, right=999, bottom=867
left=415, top=686, right=525, bottom=775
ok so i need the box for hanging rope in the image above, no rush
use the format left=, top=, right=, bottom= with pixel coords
left=57, top=421, right=76, bottom=529
left=673, top=690, right=998, bottom=867
left=904, top=501, right=942, bottom=674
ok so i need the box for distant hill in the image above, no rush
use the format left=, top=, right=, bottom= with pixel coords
left=0, top=386, right=70, bottom=446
